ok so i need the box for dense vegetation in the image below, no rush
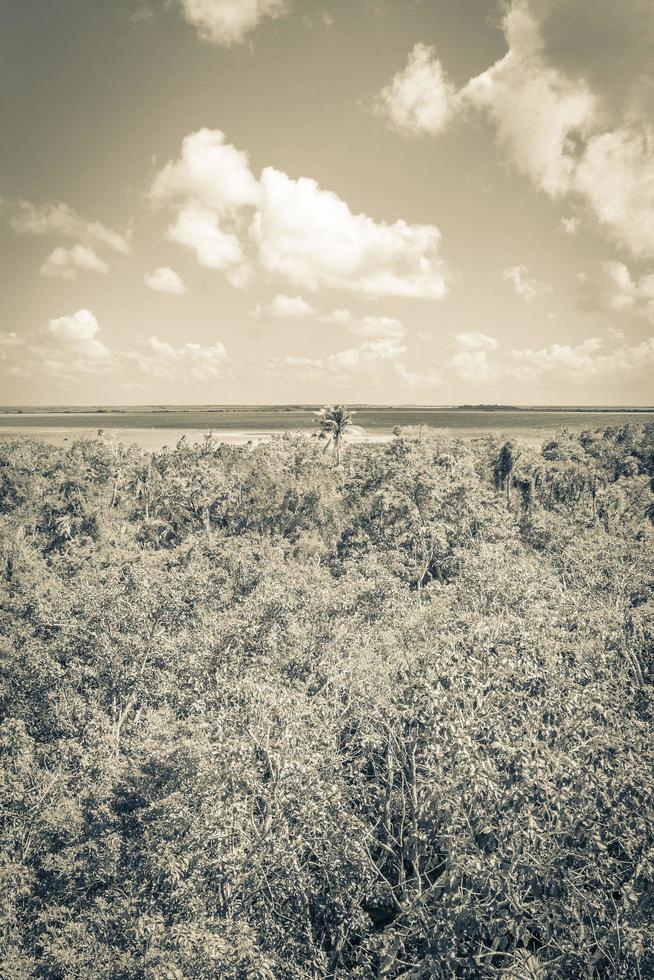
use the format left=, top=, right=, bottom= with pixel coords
left=1, top=423, right=653, bottom=978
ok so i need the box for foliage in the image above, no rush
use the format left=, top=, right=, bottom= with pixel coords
left=1, top=424, right=653, bottom=977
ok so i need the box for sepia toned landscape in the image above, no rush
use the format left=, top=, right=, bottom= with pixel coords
left=2, top=0, right=654, bottom=976
left=2, top=416, right=654, bottom=976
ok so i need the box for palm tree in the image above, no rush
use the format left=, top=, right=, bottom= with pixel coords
left=315, top=405, right=355, bottom=466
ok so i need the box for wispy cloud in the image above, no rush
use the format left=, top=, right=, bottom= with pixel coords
left=503, top=264, right=553, bottom=303
left=40, top=244, right=109, bottom=280
left=144, top=266, right=187, bottom=295
left=3, top=199, right=131, bottom=254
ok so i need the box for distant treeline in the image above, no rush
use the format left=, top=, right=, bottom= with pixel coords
left=1, top=423, right=653, bottom=977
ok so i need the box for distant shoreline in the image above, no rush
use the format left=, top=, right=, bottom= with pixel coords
left=1, top=404, right=653, bottom=417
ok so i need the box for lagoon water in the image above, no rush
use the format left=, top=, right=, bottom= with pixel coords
left=0, top=409, right=652, bottom=451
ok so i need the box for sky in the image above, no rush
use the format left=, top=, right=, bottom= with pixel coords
left=0, top=0, right=653, bottom=406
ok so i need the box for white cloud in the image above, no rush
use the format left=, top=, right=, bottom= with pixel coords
left=461, top=7, right=596, bottom=198
left=321, top=309, right=405, bottom=340
left=462, top=1, right=654, bottom=257
left=505, top=335, right=654, bottom=383
left=126, top=336, right=228, bottom=380
left=145, top=266, right=187, bottom=294
left=3, top=311, right=229, bottom=384
left=321, top=308, right=355, bottom=326
left=560, top=216, right=580, bottom=235
left=503, top=264, right=553, bottom=303
left=150, top=129, right=260, bottom=213
left=347, top=315, right=405, bottom=340
left=325, top=337, right=405, bottom=374
left=177, top=0, right=290, bottom=46
left=574, top=125, right=654, bottom=258
left=44, top=309, right=112, bottom=361
left=375, top=43, right=457, bottom=136
left=40, top=244, right=109, bottom=280
left=453, top=330, right=498, bottom=351
left=578, top=260, right=654, bottom=322
left=151, top=129, right=450, bottom=299
left=0, top=332, right=25, bottom=361
left=252, top=294, right=316, bottom=319
left=378, top=2, right=654, bottom=258
left=450, top=349, right=496, bottom=383
left=253, top=166, right=447, bottom=298
left=4, top=199, right=131, bottom=253
left=167, top=204, right=247, bottom=280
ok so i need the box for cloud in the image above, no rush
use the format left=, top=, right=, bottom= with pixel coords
left=503, top=264, right=553, bottom=302
left=252, top=294, right=316, bottom=319
left=151, top=129, right=449, bottom=299
left=150, top=129, right=261, bottom=213
left=450, top=349, right=497, bottom=383
left=44, top=309, right=112, bottom=361
left=4, top=199, right=131, bottom=253
left=463, top=1, right=654, bottom=257
left=252, top=166, right=447, bottom=298
left=144, top=266, right=187, bottom=294
left=0, top=332, right=25, bottom=361
left=321, top=309, right=406, bottom=340
left=375, top=43, right=457, bottom=136
left=573, top=125, right=654, bottom=258
left=461, top=6, right=597, bottom=198
left=166, top=204, right=247, bottom=283
left=3, top=311, right=229, bottom=384
left=325, top=337, right=405, bottom=375
left=447, top=328, right=654, bottom=387
left=505, top=334, right=654, bottom=383
left=125, top=336, right=228, bottom=380
left=40, top=244, right=109, bottom=280
left=560, top=216, right=580, bottom=235
left=379, top=1, right=654, bottom=257
left=453, top=330, right=499, bottom=351
left=577, top=260, right=654, bottom=322
left=176, top=0, right=290, bottom=46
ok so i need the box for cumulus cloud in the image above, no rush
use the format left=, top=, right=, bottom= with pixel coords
left=125, top=336, right=228, bottom=380
left=150, top=129, right=261, bottom=213
left=144, top=266, right=187, bottom=294
left=461, top=6, right=597, bottom=198
left=503, top=264, right=553, bottom=303
left=151, top=129, right=449, bottom=299
left=505, top=335, right=654, bottom=383
left=573, top=125, right=654, bottom=258
left=3, top=199, right=131, bottom=253
left=252, top=166, right=447, bottom=298
left=167, top=204, right=247, bottom=283
left=176, top=0, right=290, bottom=46
left=453, top=330, right=499, bottom=351
left=463, top=1, right=654, bottom=257
left=378, top=1, right=654, bottom=257
left=44, top=309, right=112, bottom=361
left=375, top=43, right=457, bottom=136
left=577, top=260, right=654, bottom=322
left=2, top=311, right=229, bottom=384
left=252, top=294, right=316, bottom=319
left=450, top=349, right=496, bottom=383
left=40, top=244, right=109, bottom=280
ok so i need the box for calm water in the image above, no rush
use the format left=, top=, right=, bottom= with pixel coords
left=0, top=409, right=652, bottom=450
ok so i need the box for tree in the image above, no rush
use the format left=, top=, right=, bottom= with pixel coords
left=494, top=440, right=520, bottom=507
left=315, top=405, right=355, bottom=466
